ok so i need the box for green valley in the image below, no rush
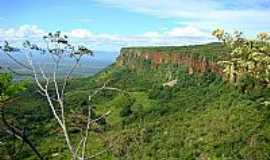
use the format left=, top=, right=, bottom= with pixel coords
left=2, top=43, right=270, bottom=159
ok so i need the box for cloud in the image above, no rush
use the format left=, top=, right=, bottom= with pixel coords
left=93, top=0, right=270, bottom=33
left=67, top=26, right=214, bottom=50
left=68, top=29, right=93, bottom=38
left=0, top=25, right=213, bottom=51
left=0, top=25, right=45, bottom=40
left=142, top=32, right=161, bottom=38
left=166, top=26, right=208, bottom=37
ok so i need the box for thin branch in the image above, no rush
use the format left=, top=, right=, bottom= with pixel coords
left=87, top=149, right=109, bottom=159
left=91, top=110, right=111, bottom=124
left=26, top=52, right=64, bottom=128
left=75, top=138, right=84, bottom=157
left=81, top=82, right=108, bottom=160
left=61, top=55, right=82, bottom=99
left=4, top=66, right=34, bottom=77
left=80, top=82, right=122, bottom=160
left=53, top=71, right=76, bottom=158
left=0, top=64, right=42, bottom=78
left=81, top=104, right=91, bottom=160
left=0, top=105, right=45, bottom=160
left=5, top=52, right=32, bottom=71
left=36, top=90, right=57, bottom=102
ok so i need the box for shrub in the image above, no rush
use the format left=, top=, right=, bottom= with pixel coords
left=120, top=97, right=135, bottom=117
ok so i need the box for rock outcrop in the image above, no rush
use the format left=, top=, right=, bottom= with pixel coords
left=116, top=43, right=228, bottom=77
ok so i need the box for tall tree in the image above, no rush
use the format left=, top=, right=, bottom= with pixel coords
left=0, top=31, right=117, bottom=159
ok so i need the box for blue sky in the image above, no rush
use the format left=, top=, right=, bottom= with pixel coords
left=0, top=0, right=270, bottom=51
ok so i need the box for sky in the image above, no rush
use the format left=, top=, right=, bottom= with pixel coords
left=0, top=0, right=270, bottom=51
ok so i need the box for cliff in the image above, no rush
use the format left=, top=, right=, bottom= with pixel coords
left=117, top=43, right=228, bottom=76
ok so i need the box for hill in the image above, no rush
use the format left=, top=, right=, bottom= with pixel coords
left=2, top=43, right=270, bottom=159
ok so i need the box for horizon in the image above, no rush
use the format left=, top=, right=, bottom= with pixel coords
left=1, top=0, right=270, bottom=51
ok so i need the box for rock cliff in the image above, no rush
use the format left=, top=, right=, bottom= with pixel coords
left=116, top=43, right=228, bottom=76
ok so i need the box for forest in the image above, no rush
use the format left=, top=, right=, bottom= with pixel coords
left=1, top=30, right=270, bottom=159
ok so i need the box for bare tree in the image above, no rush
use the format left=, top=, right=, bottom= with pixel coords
left=0, top=31, right=121, bottom=159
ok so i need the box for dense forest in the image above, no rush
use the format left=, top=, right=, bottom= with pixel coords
left=1, top=31, right=270, bottom=159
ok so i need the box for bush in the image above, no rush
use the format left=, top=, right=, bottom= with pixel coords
left=132, top=103, right=144, bottom=118
left=120, top=97, right=135, bottom=117
left=148, top=84, right=172, bottom=101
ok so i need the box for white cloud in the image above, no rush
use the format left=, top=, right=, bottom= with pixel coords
left=68, top=29, right=93, bottom=38
left=0, top=25, right=213, bottom=51
left=166, top=26, right=208, bottom=37
left=0, top=25, right=45, bottom=40
left=66, top=26, right=213, bottom=50
left=142, top=32, right=161, bottom=38
left=93, top=0, right=270, bottom=33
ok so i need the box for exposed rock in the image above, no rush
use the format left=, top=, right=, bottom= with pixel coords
left=116, top=45, right=225, bottom=78
left=163, top=79, right=178, bottom=87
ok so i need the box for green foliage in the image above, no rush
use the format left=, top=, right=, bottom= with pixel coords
left=103, top=67, right=270, bottom=159
left=213, top=29, right=270, bottom=86
left=148, top=85, right=173, bottom=102
left=0, top=73, right=26, bottom=102
left=119, top=97, right=134, bottom=117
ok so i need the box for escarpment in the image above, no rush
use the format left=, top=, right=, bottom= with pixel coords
left=117, top=43, right=228, bottom=77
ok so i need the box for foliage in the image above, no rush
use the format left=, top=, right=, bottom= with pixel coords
left=213, top=29, right=270, bottom=86
left=22, top=31, right=93, bottom=58
left=119, top=97, right=134, bottom=117
left=0, top=73, right=26, bottom=102
left=148, top=85, right=172, bottom=101
left=101, top=64, right=270, bottom=159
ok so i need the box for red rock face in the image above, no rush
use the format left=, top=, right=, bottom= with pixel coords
left=153, top=53, right=163, bottom=64
left=117, top=51, right=224, bottom=77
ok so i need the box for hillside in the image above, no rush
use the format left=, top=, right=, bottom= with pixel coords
left=2, top=43, right=270, bottom=160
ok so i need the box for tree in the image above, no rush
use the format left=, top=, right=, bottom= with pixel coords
left=212, top=29, right=270, bottom=85
left=0, top=73, right=46, bottom=160
left=0, top=31, right=120, bottom=159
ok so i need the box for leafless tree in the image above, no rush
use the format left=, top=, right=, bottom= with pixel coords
left=0, top=31, right=121, bottom=159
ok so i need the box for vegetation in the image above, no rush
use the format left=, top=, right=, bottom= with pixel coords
left=213, top=29, right=270, bottom=85
left=0, top=73, right=45, bottom=160
left=2, top=34, right=270, bottom=159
